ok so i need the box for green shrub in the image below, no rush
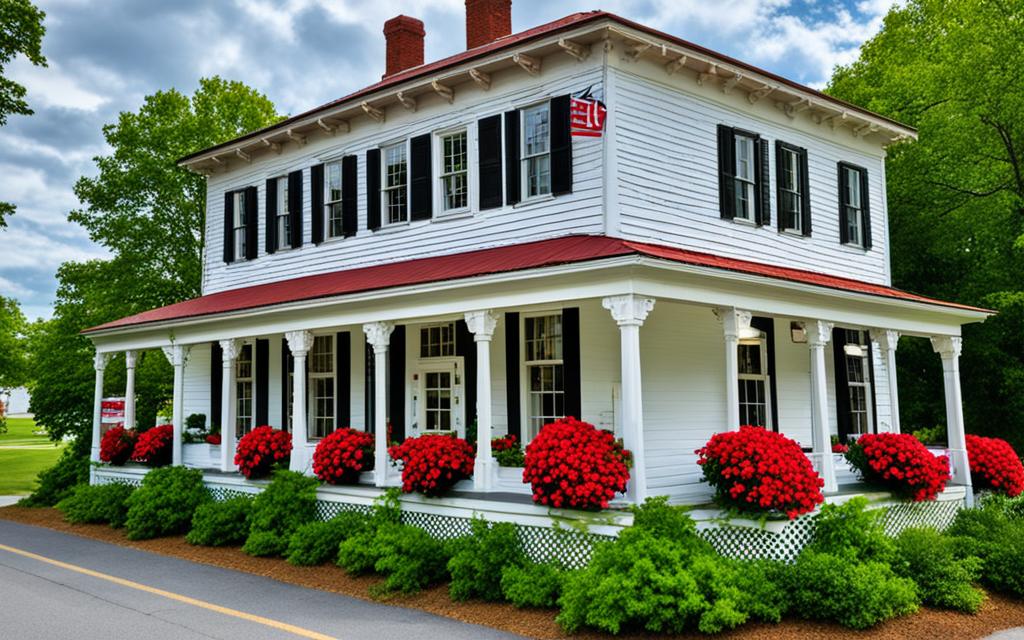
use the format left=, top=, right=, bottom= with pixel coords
left=501, top=562, right=568, bottom=609
left=286, top=512, right=368, bottom=566
left=947, top=498, right=1024, bottom=597
left=448, top=518, right=525, bottom=601
left=186, top=497, right=252, bottom=546
left=893, top=527, right=984, bottom=612
left=631, top=495, right=700, bottom=540
left=337, top=521, right=451, bottom=594
left=787, top=550, right=918, bottom=629
left=20, top=447, right=90, bottom=507
left=807, top=497, right=894, bottom=563
left=56, top=483, right=135, bottom=527
left=124, top=466, right=210, bottom=540
left=242, top=470, right=319, bottom=557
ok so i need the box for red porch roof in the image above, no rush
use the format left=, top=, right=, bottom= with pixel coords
left=84, top=235, right=989, bottom=334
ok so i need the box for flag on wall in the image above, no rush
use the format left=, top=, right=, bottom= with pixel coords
left=571, top=86, right=607, bottom=137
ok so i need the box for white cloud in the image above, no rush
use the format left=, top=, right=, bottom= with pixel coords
left=7, top=58, right=111, bottom=112
left=0, top=275, right=31, bottom=297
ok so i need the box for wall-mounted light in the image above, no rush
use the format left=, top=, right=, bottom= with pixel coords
left=790, top=322, right=807, bottom=343
left=843, top=344, right=865, bottom=357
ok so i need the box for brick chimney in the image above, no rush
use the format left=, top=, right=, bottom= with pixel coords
left=383, top=15, right=425, bottom=77
left=465, top=0, right=511, bottom=50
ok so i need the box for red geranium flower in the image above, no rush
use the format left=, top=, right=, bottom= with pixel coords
left=846, top=432, right=950, bottom=501
left=131, top=424, right=173, bottom=467
left=235, top=426, right=291, bottom=479
left=313, top=427, right=374, bottom=484
left=205, top=433, right=221, bottom=445
left=388, top=434, right=474, bottom=496
left=967, top=434, right=1024, bottom=497
left=100, top=426, right=137, bottom=465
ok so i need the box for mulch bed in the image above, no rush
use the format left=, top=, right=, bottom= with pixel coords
left=2, top=505, right=1023, bottom=640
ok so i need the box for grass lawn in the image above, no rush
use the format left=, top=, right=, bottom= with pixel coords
left=0, top=417, right=64, bottom=495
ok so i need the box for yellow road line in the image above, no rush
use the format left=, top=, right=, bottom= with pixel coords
left=0, top=542, right=337, bottom=640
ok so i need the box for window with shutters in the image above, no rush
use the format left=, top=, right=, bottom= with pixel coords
left=778, top=147, right=803, bottom=233
left=733, top=133, right=757, bottom=222
left=309, top=335, right=335, bottom=439
left=325, top=160, right=344, bottom=238
left=524, top=313, right=564, bottom=441
left=420, top=323, right=455, bottom=358
left=522, top=102, right=551, bottom=199
left=737, top=334, right=771, bottom=428
left=232, top=191, right=247, bottom=261
left=274, top=177, right=290, bottom=250
left=841, top=164, right=866, bottom=246
left=842, top=330, right=873, bottom=435
left=382, top=142, right=408, bottom=225
left=438, top=130, right=469, bottom=212
left=236, top=343, right=254, bottom=437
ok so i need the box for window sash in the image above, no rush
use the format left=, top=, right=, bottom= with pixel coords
left=733, top=135, right=756, bottom=221
left=325, top=161, right=344, bottom=239
left=277, top=213, right=290, bottom=248
left=737, top=339, right=770, bottom=428
left=843, top=167, right=865, bottom=245
left=420, top=323, right=455, bottom=358
left=440, top=132, right=469, bottom=211
left=308, top=335, right=335, bottom=439
left=423, top=370, right=454, bottom=432
left=236, top=344, right=253, bottom=436
left=522, top=104, right=552, bottom=198
left=780, top=148, right=802, bottom=232
left=382, top=143, right=408, bottom=224
left=233, top=192, right=247, bottom=260
left=527, top=363, right=564, bottom=440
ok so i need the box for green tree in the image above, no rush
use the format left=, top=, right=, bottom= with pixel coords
left=29, top=77, right=281, bottom=444
left=0, top=0, right=47, bottom=227
left=0, top=295, right=28, bottom=431
left=828, top=0, right=1024, bottom=447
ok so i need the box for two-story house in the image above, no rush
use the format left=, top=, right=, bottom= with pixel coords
left=85, top=1, right=988, bottom=507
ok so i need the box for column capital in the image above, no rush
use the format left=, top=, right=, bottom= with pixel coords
left=869, top=329, right=900, bottom=352
left=713, top=307, right=752, bottom=338
left=804, top=320, right=834, bottom=347
left=161, top=344, right=191, bottom=367
left=123, top=350, right=138, bottom=369
left=219, top=338, right=242, bottom=362
left=603, top=295, right=655, bottom=327
left=931, top=335, right=963, bottom=359
left=285, top=330, right=315, bottom=355
left=362, top=321, right=395, bottom=350
left=94, top=352, right=112, bottom=372
left=464, top=310, right=498, bottom=340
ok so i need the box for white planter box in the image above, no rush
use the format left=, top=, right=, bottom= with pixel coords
left=495, top=466, right=530, bottom=494
left=182, top=443, right=219, bottom=469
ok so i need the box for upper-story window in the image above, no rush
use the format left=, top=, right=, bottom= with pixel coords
left=522, top=102, right=551, bottom=199
left=839, top=163, right=870, bottom=248
left=382, top=142, right=408, bottom=225
left=776, top=142, right=811, bottom=236
left=274, top=177, right=290, bottom=251
left=325, top=160, right=344, bottom=238
left=232, top=191, right=248, bottom=261
left=717, top=125, right=769, bottom=226
left=733, top=133, right=757, bottom=222
left=439, top=131, right=469, bottom=212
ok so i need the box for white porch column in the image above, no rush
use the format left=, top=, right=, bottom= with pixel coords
left=805, top=320, right=838, bottom=493
left=285, top=331, right=314, bottom=473
left=714, top=308, right=752, bottom=431
left=603, top=294, right=655, bottom=503
left=465, top=310, right=499, bottom=491
left=123, top=350, right=137, bottom=430
left=363, top=322, right=394, bottom=487
left=90, top=352, right=112, bottom=469
left=931, top=336, right=973, bottom=505
left=162, top=344, right=191, bottom=467
left=870, top=329, right=901, bottom=433
left=219, top=339, right=240, bottom=472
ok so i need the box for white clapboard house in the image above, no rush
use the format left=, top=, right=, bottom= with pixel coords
left=85, top=2, right=989, bottom=532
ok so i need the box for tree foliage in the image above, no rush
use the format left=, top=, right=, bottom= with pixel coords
left=828, top=0, right=1024, bottom=448
left=0, top=295, right=28, bottom=391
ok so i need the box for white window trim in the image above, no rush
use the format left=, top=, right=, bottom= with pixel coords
left=520, top=101, right=553, bottom=203
left=519, top=310, right=565, bottom=443
left=273, top=176, right=292, bottom=252
left=419, top=322, right=457, bottom=359
left=733, top=133, right=757, bottom=223
left=236, top=341, right=255, bottom=436
left=737, top=336, right=772, bottom=429
left=413, top=357, right=464, bottom=438
left=232, top=191, right=247, bottom=262
left=779, top=146, right=803, bottom=235
left=380, top=140, right=410, bottom=228
left=324, top=160, right=345, bottom=241
left=307, top=333, right=337, bottom=440
left=433, top=126, right=475, bottom=217
left=841, top=165, right=866, bottom=248
left=845, top=332, right=875, bottom=436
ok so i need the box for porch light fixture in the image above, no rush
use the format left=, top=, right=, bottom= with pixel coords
left=790, top=322, right=807, bottom=343
left=843, top=344, right=865, bottom=357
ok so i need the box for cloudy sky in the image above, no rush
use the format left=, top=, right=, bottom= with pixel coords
left=0, top=0, right=896, bottom=320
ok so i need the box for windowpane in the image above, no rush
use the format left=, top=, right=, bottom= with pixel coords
left=326, top=162, right=343, bottom=204
left=842, top=166, right=865, bottom=246
left=325, top=161, right=344, bottom=239
left=525, top=313, right=565, bottom=440
left=420, top=323, right=455, bottom=358
left=423, top=370, right=454, bottom=432
left=525, top=315, right=562, bottom=361
left=440, top=132, right=468, bottom=211
left=236, top=343, right=253, bottom=436
left=233, top=191, right=247, bottom=260
left=780, top=148, right=802, bottom=232
left=736, top=338, right=769, bottom=428
left=732, top=135, right=757, bottom=221
left=845, top=330, right=872, bottom=435
left=383, top=143, right=407, bottom=224
left=522, top=103, right=551, bottom=198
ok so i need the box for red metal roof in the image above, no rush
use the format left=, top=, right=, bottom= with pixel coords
left=179, top=11, right=912, bottom=165
left=84, top=235, right=989, bottom=334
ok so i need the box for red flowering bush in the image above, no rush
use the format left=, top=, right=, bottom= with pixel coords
left=846, top=432, right=950, bottom=501
left=100, top=426, right=137, bottom=465
left=492, top=434, right=518, bottom=453
left=832, top=442, right=849, bottom=454
left=388, top=434, right=474, bottom=496
left=966, top=434, right=1024, bottom=497
left=523, top=417, right=631, bottom=511
left=205, top=434, right=221, bottom=445
left=235, top=426, right=292, bottom=479
left=131, top=424, right=173, bottom=467
left=492, top=434, right=525, bottom=467
left=696, top=426, right=824, bottom=519
left=312, top=427, right=374, bottom=484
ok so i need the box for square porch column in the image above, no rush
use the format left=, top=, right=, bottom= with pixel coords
left=805, top=321, right=838, bottom=493
left=161, top=344, right=191, bottom=467
left=714, top=308, right=752, bottom=431
left=123, top=350, right=137, bottom=430
left=870, top=329, right=901, bottom=433
left=363, top=322, right=394, bottom=487
left=603, top=294, right=655, bottom=503
left=219, top=339, right=241, bottom=472
left=465, top=310, right=498, bottom=491
left=285, top=331, right=314, bottom=473
left=90, top=352, right=112, bottom=473
left=931, top=336, right=973, bottom=505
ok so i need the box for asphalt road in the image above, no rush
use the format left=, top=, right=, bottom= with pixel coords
left=0, top=519, right=524, bottom=640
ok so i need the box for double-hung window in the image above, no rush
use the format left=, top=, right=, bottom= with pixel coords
left=843, top=330, right=873, bottom=436
left=274, top=177, right=290, bottom=250
left=524, top=314, right=564, bottom=440
left=325, top=160, right=344, bottom=238
left=236, top=343, right=253, bottom=437
left=309, top=335, right=335, bottom=439
left=839, top=163, right=869, bottom=247
left=232, top=191, right=248, bottom=261
left=439, top=131, right=469, bottom=212
left=778, top=146, right=803, bottom=233
left=737, top=335, right=771, bottom=428
left=382, top=142, right=408, bottom=225
left=733, top=133, right=757, bottom=222
left=522, top=103, right=551, bottom=199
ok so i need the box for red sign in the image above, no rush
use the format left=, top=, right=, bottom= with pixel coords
left=571, top=87, right=607, bottom=137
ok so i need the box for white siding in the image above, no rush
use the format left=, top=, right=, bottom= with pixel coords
left=773, top=318, right=813, bottom=448
left=183, top=343, right=212, bottom=428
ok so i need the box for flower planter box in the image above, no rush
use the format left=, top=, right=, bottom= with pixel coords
left=495, top=465, right=530, bottom=494
left=182, top=443, right=219, bottom=469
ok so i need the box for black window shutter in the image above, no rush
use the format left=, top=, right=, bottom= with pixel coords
left=504, top=110, right=521, bottom=206
left=562, top=307, right=581, bottom=420
left=504, top=312, right=521, bottom=440
left=860, top=170, right=872, bottom=249
left=364, top=338, right=375, bottom=432
left=281, top=338, right=291, bottom=431
left=550, top=95, right=573, bottom=196
left=388, top=325, right=406, bottom=442
left=477, top=115, right=503, bottom=209
left=341, top=155, right=358, bottom=237
left=833, top=328, right=852, bottom=441
left=717, top=125, right=736, bottom=219
left=223, top=192, right=234, bottom=263
left=799, top=147, right=812, bottom=236
left=456, top=320, right=477, bottom=434
left=336, top=332, right=350, bottom=428
left=287, top=169, right=303, bottom=250
left=837, top=163, right=850, bottom=244
left=409, top=133, right=432, bottom=221
left=366, top=149, right=381, bottom=230
left=255, top=339, right=269, bottom=426
left=265, top=179, right=277, bottom=254
left=756, top=137, right=771, bottom=226
left=774, top=142, right=785, bottom=232
left=310, top=164, right=324, bottom=245
left=244, top=186, right=258, bottom=260
left=750, top=317, right=779, bottom=431
left=210, top=341, right=222, bottom=431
